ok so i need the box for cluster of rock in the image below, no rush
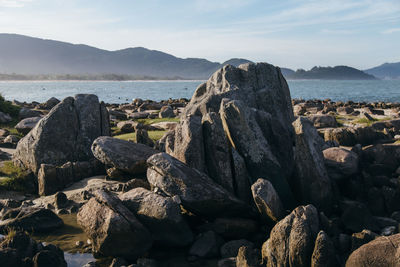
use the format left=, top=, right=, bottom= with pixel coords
left=3, top=63, right=400, bottom=266
left=0, top=231, right=66, bottom=267
left=107, top=98, right=187, bottom=121
left=72, top=63, right=400, bottom=266
left=293, top=98, right=400, bottom=146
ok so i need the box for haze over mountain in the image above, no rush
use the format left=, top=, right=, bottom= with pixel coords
left=0, top=34, right=228, bottom=79
left=364, top=62, right=400, bottom=80
left=0, top=34, right=393, bottom=80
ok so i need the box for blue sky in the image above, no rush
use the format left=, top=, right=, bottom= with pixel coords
left=0, top=0, right=399, bottom=69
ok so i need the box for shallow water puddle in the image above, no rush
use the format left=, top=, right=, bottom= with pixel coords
left=32, top=213, right=108, bottom=267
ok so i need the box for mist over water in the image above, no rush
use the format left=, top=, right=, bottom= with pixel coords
left=0, top=79, right=399, bottom=104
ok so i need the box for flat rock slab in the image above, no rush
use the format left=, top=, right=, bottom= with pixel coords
left=92, top=136, right=157, bottom=174
left=33, top=175, right=121, bottom=207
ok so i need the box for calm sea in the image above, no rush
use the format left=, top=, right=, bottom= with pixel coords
left=0, top=79, right=399, bottom=104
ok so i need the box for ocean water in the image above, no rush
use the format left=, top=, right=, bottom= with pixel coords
left=0, top=79, right=399, bottom=104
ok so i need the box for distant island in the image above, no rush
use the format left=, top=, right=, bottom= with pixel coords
left=284, top=66, right=377, bottom=80
left=365, top=62, right=400, bottom=79
left=0, top=33, right=398, bottom=80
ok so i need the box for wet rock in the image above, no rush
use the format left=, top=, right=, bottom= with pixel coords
left=293, top=117, right=333, bottom=212
left=262, top=205, right=319, bottom=267
left=251, top=178, right=285, bottom=223
left=92, top=136, right=157, bottom=175
left=323, top=147, right=359, bottom=179
left=346, top=233, right=400, bottom=267
left=33, top=244, right=67, bottom=267
left=0, top=207, right=63, bottom=233
left=77, top=190, right=152, bottom=259
left=120, top=187, right=193, bottom=246
left=13, top=94, right=110, bottom=174
left=15, top=116, right=42, bottom=135
left=0, top=231, right=66, bottom=267
left=146, top=152, right=249, bottom=218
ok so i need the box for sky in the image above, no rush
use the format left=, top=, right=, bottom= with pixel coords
left=0, top=0, right=399, bottom=70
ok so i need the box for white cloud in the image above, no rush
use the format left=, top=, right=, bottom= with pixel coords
left=0, top=0, right=32, bottom=8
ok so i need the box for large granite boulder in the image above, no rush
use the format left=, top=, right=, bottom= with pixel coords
left=346, top=233, right=400, bottom=267
left=169, top=63, right=296, bottom=208
left=77, top=190, right=152, bottom=259
left=292, top=117, right=333, bottom=212
left=262, top=205, right=320, bottom=267
left=120, top=187, right=193, bottom=246
left=13, top=94, right=110, bottom=173
left=92, top=136, right=157, bottom=175
left=146, top=152, right=249, bottom=218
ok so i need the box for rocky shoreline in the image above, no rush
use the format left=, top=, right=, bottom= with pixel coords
left=1, top=63, right=400, bottom=266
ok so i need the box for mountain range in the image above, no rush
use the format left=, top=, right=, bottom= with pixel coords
left=364, top=62, right=400, bottom=79
left=0, top=33, right=398, bottom=80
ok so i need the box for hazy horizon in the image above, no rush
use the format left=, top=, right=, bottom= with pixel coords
left=0, top=0, right=399, bottom=70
